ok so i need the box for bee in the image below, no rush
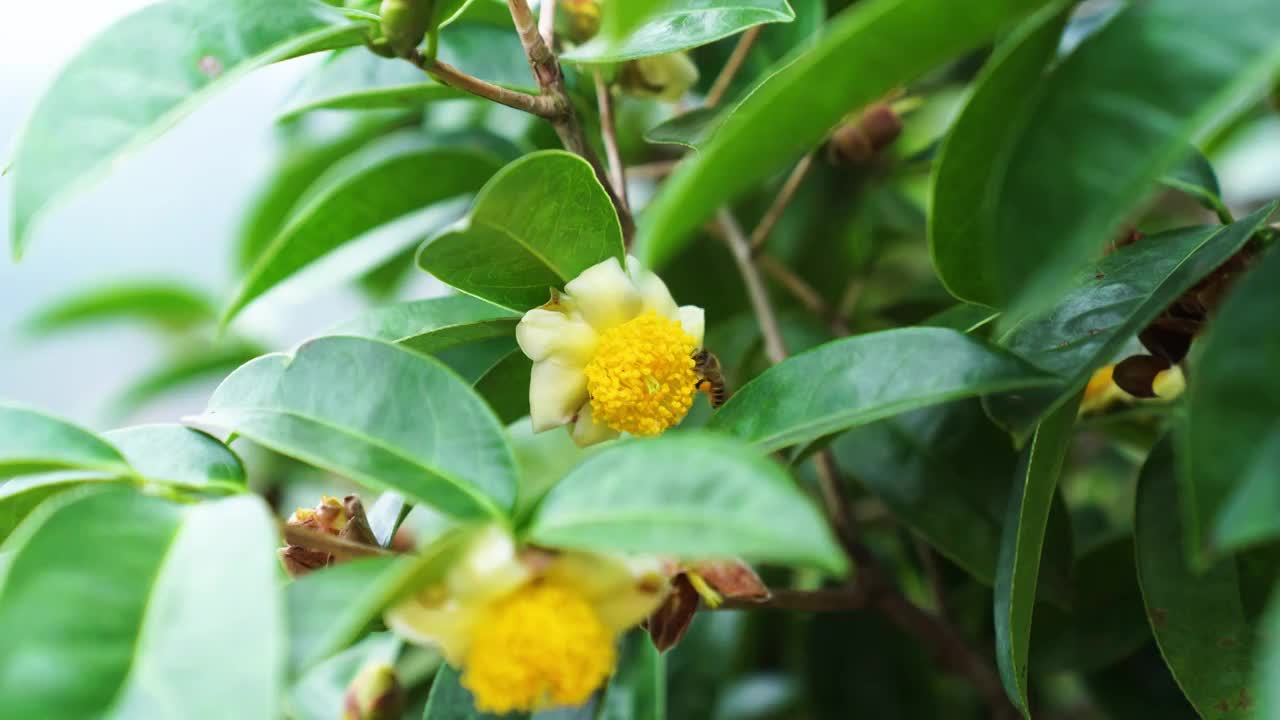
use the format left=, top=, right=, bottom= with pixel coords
left=692, top=349, right=729, bottom=408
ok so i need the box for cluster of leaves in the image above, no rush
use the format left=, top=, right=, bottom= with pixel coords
left=3, top=0, right=1280, bottom=718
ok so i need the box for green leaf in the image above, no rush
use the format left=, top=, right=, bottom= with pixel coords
left=473, top=350, right=533, bottom=425
left=918, top=303, right=999, bottom=334
left=988, top=0, right=1280, bottom=319
left=1160, top=147, right=1229, bottom=219
left=7, top=0, right=367, bottom=256
left=191, top=336, right=517, bottom=520
left=644, top=107, right=722, bottom=150
left=225, top=135, right=503, bottom=323
left=986, top=204, right=1277, bottom=437
left=526, top=432, right=847, bottom=575
left=928, top=2, right=1069, bottom=306
left=635, top=0, right=1051, bottom=268
left=0, top=488, right=282, bottom=719
left=0, top=402, right=131, bottom=480
left=994, top=393, right=1080, bottom=717
left=0, top=474, right=127, bottom=545
left=417, top=151, right=625, bottom=310
left=1188, top=242, right=1280, bottom=561
left=108, top=342, right=267, bottom=418
left=287, top=529, right=469, bottom=676
left=331, top=294, right=519, bottom=355
left=564, top=0, right=795, bottom=64
left=22, top=282, right=215, bottom=337
left=1257, top=593, right=1280, bottom=719
left=599, top=631, right=665, bottom=720
left=705, top=327, right=1056, bottom=452
left=103, top=424, right=245, bottom=489
left=280, top=26, right=533, bottom=119
left=289, top=633, right=402, bottom=720
left=1135, top=436, right=1258, bottom=719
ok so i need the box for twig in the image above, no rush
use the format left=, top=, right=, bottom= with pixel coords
left=505, top=0, right=635, bottom=243
left=749, top=153, right=816, bottom=253
left=913, top=535, right=950, bottom=619
left=280, top=522, right=393, bottom=559
left=538, top=0, right=557, bottom=48
left=718, top=587, right=869, bottom=612
left=757, top=254, right=851, bottom=336
left=594, top=70, right=629, bottom=212
left=629, top=159, right=680, bottom=180
left=407, top=51, right=553, bottom=117
left=716, top=209, right=788, bottom=364
left=705, top=26, right=761, bottom=107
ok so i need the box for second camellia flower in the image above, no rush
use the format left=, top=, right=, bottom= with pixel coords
left=516, top=256, right=705, bottom=446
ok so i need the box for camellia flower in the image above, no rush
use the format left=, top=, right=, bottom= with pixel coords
left=516, top=256, right=705, bottom=446
left=1079, top=362, right=1186, bottom=415
left=386, top=526, right=670, bottom=713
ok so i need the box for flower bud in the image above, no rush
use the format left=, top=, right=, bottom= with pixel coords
left=380, top=0, right=435, bottom=57
left=619, top=53, right=699, bottom=103
left=563, top=0, right=602, bottom=43
left=342, top=662, right=404, bottom=720
left=279, top=495, right=378, bottom=578
left=828, top=102, right=903, bottom=165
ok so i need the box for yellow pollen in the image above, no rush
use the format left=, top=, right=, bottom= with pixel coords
left=461, top=581, right=616, bottom=713
left=582, top=311, right=698, bottom=436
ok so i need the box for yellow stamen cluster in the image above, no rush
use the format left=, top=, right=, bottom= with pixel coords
left=583, top=311, right=698, bottom=436
left=462, top=582, right=616, bottom=713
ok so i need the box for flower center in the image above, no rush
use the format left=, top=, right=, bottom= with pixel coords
left=582, top=311, right=698, bottom=436
left=461, top=581, right=616, bottom=713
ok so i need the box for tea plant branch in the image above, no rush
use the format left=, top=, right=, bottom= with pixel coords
left=757, top=255, right=851, bottom=336
left=706, top=26, right=761, bottom=107
left=594, top=70, right=629, bottom=212
left=279, top=522, right=394, bottom=559
left=506, top=0, right=636, bottom=244
left=749, top=153, right=816, bottom=253
left=407, top=51, right=555, bottom=117
left=716, top=209, right=789, bottom=363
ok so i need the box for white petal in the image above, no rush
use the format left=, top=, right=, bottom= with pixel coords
left=529, top=360, right=589, bottom=432
left=626, top=256, right=679, bottom=318
left=676, top=305, right=705, bottom=347
left=570, top=403, right=620, bottom=447
left=564, top=257, right=642, bottom=331
left=516, top=308, right=598, bottom=365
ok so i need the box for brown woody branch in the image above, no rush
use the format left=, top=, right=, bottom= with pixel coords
left=280, top=522, right=393, bottom=559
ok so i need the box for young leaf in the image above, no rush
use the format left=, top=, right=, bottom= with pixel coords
left=103, top=424, right=245, bottom=490
left=526, top=432, right=847, bottom=576
left=635, top=0, right=1051, bottom=268
left=1187, top=242, right=1280, bottom=561
left=330, top=295, right=519, bottom=355
left=705, top=328, right=1057, bottom=452
left=0, top=489, right=282, bottom=719
left=563, top=0, right=796, bottom=64
left=1135, top=436, right=1258, bottom=719
left=7, top=0, right=367, bottom=256
left=190, top=336, right=518, bottom=520
left=644, top=107, right=723, bottom=151
left=1160, top=147, right=1230, bottom=220
left=225, top=137, right=503, bottom=323
left=417, top=151, right=625, bottom=310
left=993, top=393, right=1080, bottom=717
left=986, top=203, right=1276, bottom=437
left=989, top=0, right=1280, bottom=320
left=929, top=2, right=1069, bottom=306
left=22, top=282, right=216, bottom=337
left=0, top=402, right=131, bottom=480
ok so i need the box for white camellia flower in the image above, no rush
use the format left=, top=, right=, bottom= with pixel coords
left=515, top=255, right=705, bottom=446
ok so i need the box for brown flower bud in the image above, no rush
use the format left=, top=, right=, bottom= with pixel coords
left=828, top=103, right=903, bottom=165
left=343, top=662, right=405, bottom=720
left=280, top=495, right=378, bottom=577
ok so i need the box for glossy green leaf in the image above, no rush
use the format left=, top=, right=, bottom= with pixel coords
left=103, top=424, right=245, bottom=489
left=7, top=0, right=367, bottom=256
left=280, top=26, right=533, bottom=119
left=109, top=342, right=267, bottom=418
left=831, top=401, right=1071, bottom=597
left=1136, top=436, right=1258, bottom=720
left=22, top=282, right=215, bottom=337
left=0, top=488, right=282, bottom=719
left=417, top=151, right=625, bottom=310
left=0, top=474, right=127, bottom=545
left=987, top=204, right=1276, bottom=437
left=237, top=115, right=409, bottom=272
left=1188, top=243, right=1280, bottom=561
left=644, top=107, right=721, bottom=150
left=225, top=135, right=503, bottom=323
left=989, top=0, right=1280, bottom=319
left=331, top=294, right=519, bottom=355
left=1160, top=147, right=1230, bottom=219
left=919, top=303, right=999, bottom=334
left=564, top=0, right=795, bottom=63
left=473, top=350, right=533, bottom=425
left=526, top=432, right=847, bottom=575
left=0, top=402, right=131, bottom=480
left=635, top=0, right=1050, bottom=268
left=994, top=394, right=1080, bottom=716
left=1257, top=593, right=1280, bottom=719
left=929, top=2, right=1069, bottom=306
left=706, top=327, right=1056, bottom=452
left=192, top=336, right=517, bottom=520
left=600, top=631, right=666, bottom=720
